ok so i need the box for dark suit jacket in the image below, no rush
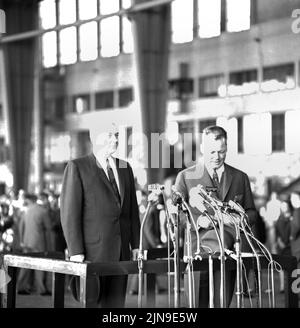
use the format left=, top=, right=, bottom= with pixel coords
left=21, top=203, right=52, bottom=252
left=175, top=162, right=257, bottom=236
left=291, top=208, right=300, bottom=260
left=60, top=154, right=140, bottom=263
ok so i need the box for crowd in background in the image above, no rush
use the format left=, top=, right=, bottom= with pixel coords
left=1, top=178, right=300, bottom=295
left=0, top=189, right=66, bottom=295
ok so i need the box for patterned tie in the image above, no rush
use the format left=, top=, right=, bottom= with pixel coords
left=106, top=159, right=121, bottom=204
left=212, top=168, right=220, bottom=197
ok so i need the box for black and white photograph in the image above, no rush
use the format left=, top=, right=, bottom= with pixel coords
left=0, top=0, right=300, bottom=319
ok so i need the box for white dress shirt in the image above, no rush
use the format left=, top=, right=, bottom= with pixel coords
left=206, top=164, right=224, bottom=183
left=96, top=155, right=120, bottom=192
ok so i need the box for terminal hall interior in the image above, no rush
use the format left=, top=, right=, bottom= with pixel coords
left=0, top=0, right=300, bottom=309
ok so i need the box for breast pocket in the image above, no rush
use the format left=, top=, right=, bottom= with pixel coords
left=234, top=194, right=243, bottom=203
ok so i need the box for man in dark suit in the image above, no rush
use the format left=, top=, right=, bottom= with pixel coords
left=60, top=123, right=140, bottom=308
left=175, top=125, right=257, bottom=307
left=18, top=193, right=53, bottom=295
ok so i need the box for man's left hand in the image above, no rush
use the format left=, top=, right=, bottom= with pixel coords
left=132, top=248, right=139, bottom=261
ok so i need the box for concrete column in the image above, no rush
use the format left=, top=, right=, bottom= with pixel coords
left=131, top=0, right=171, bottom=184
left=0, top=0, right=39, bottom=192
left=32, top=35, right=44, bottom=194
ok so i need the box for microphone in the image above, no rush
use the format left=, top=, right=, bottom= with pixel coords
left=171, top=186, right=184, bottom=206
left=147, top=184, right=164, bottom=203
left=197, top=184, right=224, bottom=208
left=228, top=200, right=245, bottom=214
left=148, top=184, right=164, bottom=192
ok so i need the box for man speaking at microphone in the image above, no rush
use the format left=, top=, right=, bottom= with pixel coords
left=175, top=125, right=257, bottom=308
left=60, top=123, right=140, bottom=307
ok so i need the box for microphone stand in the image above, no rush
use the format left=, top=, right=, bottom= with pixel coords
left=224, top=210, right=244, bottom=308
left=206, top=192, right=226, bottom=308
left=194, top=190, right=224, bottom=308
left=173, top=203, right=181, bottom=308
left=137, top=188, right=161, bottom=308
left=184, top=216, right=195, bottom=308
left=240, top=213, right=263, bottom=308
left=161, top=190, right=177, bottom=308
left=177, top=194, right=202, bottom=308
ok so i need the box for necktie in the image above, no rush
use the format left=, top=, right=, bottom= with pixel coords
left=212, top=169, right=220, bottom=196
left=106, top=159, right=121, bottom=204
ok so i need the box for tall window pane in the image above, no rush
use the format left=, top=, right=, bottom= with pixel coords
left=272, top=113, right=285, bottom=152
left=171, top=0, right=193, bottom=44
left=100, top=0, right=119, bottom=15
left=78, top=0, right=97, bottom=20
left=286, top=110, right=300, bottom=153
left=244, top=113, right=271, bottom=155
left=42, top=31, right=57, bottom=67
left=226, top=0, right=251, bottom=32
left=122, top=0, right=132, bottom=9
left=59, top=0, right=76, bottom=25
left=80, top=22, right=98, bottom=61
left=122, top=17, right=133, bottom=53
left=100, top=17, right=120, bottom=57
left=60, top=27, right=77, bottom=65
left=39, top=0, right=56, bottom=29
left=198, top=0, right=221, bottom=38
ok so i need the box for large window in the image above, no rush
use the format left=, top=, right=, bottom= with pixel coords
left=199, top=74, right=225, bottom=98
left=95, top=90, right=114, bottom=109
left=237, top=117, right=244, bottom=153
left=118, top=88, right=134, bottom=107
left=169, top=78, right=194, bottom=100
left=228, top=69, right=258, bottom=95
left=286, top=110, right=300, bottom=153
left=59, top=0, right=76, bottom=25
left=262, top=63, right=295, bottom=92
left=272, top=113, right=285, bottom=152
left=40, top=0, right=134, bottom=66
left=226, top=0, right=251, bottom=32
left=198, top=0, right=221, bottom=38
left=42, top=32, right=57, bottom=68
left=40, top=0, right=56, bottom=29
left=100, top=16, right=120, bottom=57
left=78, top=0, right=97, bottom=20
left=79, top=22, right=98, bottom=61
left=171, top=0, right=193, bottom=44
left=244, top=113, right=272, bottom=155
left=59, top=27, right=77, bottom=65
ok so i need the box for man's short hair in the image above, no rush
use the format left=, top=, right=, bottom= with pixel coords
left=203, top=125, right=227, bottom=142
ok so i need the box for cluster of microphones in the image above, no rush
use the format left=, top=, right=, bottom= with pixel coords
left=148, top=183, right=245, bottom=217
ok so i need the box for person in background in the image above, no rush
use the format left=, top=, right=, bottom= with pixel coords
left=275, top=199, right=293, bottom=292
left=48, top=193, right=66, bottom=254
left=264, top=192, right=281, bottom=254
left=17, top=193, right=53, bottom=295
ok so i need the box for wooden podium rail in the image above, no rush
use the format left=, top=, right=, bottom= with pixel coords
left=0, top=249, right=298, bottom=308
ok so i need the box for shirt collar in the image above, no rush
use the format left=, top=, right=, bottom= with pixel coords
left=95, top=153, right=116, bottom=170
left=206, top=164, right=225, bottom=180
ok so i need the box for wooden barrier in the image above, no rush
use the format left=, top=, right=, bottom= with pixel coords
left=0, top=249, right=298, bottom=308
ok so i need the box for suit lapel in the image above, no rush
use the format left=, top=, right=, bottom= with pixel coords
left=199, top=165, right=215, bottom=189
left=89, top=154, right=121, bottom=205
left=221, top=164, right=233, bottom=201
left=115, top=158, right=125, bottom=207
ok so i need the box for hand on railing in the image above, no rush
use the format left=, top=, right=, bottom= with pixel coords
left=69, top=254, right=85, bottom=262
